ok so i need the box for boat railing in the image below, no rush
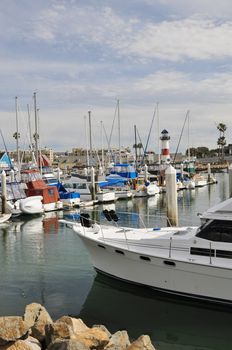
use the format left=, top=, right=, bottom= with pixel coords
left=75, top=208, right=174, bottom=233
left=102, top=209, right=173, bottom=230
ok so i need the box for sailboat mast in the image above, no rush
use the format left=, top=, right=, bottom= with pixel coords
left=157, top=102, right=160, bottom=165
left=14, top=96, right=20, bottom=166
left=27, top=104, right=33, bottom=149
left=88, top=110, right=93, bottom=166
left=84, top=115, right=90, bottom=168
left=187, top=111, right=191, bottom=175
left=187, top=111, right=190, bottom=162
left=33, top=92, right=39, bottom=164
left=134, top=125, right=138, bottom=171
left=37, top=107, right=42, bottom=173
left=117, top=99, right=121, bottom=163
left=101, top=121, right=104, bottom=171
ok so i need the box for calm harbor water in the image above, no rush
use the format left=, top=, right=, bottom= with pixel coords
left=0, top=172, right=231, bottom=349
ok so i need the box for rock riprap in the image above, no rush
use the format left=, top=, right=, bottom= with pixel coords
left=0, top=303, right=157, bottom=350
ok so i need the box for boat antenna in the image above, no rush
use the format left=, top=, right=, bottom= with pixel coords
left=173, top=110, right=190, bottom=164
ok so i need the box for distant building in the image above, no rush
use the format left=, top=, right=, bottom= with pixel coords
left=225, top=144, right=232, bottom=155
left=41, top=148, right=54, bottom=163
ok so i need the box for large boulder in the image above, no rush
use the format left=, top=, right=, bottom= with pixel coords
left=0, top=316, right=29, bottom=345
left=45, top=321, right=74, bottom=345
left=46, top=317, right=110, bottom=350
left=56, top=316, right=90, bottom=334
left=1, top=337, right=41, bottom=350
left=0, top=340, right=32, bottom=350
left=72, top=326, right=110, bottom=350
left=45, top=316, right=89, bottom=345
left=92, top=325, right=111, bottom=339
left=105, top=330, right=130, bottom=350
left=47, top=339, right=90, bottom=350
left=24, top=303, right=53, bottom=342
left=24, top=336, right=42, bottom=350
left=127, top=335, right=156, bottom=350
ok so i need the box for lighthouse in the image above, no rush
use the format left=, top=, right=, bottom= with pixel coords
left=160, top=129, right=171, bottom=165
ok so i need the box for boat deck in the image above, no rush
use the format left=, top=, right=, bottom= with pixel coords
left=71, top=221, right=232, bottom=269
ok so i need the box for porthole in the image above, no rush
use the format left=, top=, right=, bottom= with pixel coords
left=140, top=256, right=151, bottom=262
left=98, top=244, right=106, bottom=249
left=163, top=260, right=176, bottom=266
left=115, top=249, right=125, bottom=255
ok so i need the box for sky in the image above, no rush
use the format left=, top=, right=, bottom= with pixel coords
left=1, top=0, right=232, bottom=154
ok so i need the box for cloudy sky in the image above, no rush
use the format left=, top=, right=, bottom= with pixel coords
left=1, top=0, right=232, bottom=154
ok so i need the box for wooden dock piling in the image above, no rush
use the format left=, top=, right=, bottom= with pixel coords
left=165, top=165, right=178, bottom=226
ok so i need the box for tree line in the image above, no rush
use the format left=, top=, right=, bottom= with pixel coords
left=186, top=123, right=228, bottom=160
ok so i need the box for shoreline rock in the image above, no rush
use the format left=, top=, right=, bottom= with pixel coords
left=0, top=303, right=157, bottom=350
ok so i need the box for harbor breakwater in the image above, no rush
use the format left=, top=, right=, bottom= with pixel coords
left=0, top=303, right=156, bottom=350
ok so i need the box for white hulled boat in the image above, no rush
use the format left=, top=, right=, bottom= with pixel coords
left=133, top=181, right=160, bottom=197
left=62, top=201, right=232, bottom=305
left=0, top=181, right=43, bottom=216
left=64, top=176, right=116, bottom=204
left=0, top=213, right=12, bottom=223
left=96, top=189, right=116, bottom=203
left=193, top=174, right=208, bottom=187
left=21, top=169, right=63, bottom=212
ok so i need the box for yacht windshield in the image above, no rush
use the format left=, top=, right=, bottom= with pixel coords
left=196, top=219, right=232, bottom=242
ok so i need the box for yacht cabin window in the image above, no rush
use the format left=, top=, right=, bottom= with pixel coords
left=196, top=220, right=232, bottom=243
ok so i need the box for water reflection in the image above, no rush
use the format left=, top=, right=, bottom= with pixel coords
left=0, top=173, right=230, bottom=349
left=79, top=273, right=232, bottom=350
left=102, top=174, right=228, bottom=228
left=0, top=212, right=95, bottom=318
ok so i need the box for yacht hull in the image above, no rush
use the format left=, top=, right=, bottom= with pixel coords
left=79, top=234, right=232, bottom=304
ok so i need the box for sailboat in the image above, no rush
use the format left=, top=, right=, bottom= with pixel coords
left=0, top=106, right=44, bottom=216
left=173, top=111, right=196, bottom=190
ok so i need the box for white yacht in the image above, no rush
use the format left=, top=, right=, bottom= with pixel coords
left=62, top=199, right=232, bottom=305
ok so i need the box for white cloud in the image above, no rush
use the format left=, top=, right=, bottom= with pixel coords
left=144, top=0, right=232, bottom=17
left=26, top=5, right=232, bottom=63
left=1, top=1, right=232, bottom=152
left=2, top=3, right=232, bottom=63
left=1, top=65, right=232, bottom=152
left=120, top=18, right=232, bottom=62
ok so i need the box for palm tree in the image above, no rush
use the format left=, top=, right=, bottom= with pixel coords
left=217, top=123, right=227, bottom=161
